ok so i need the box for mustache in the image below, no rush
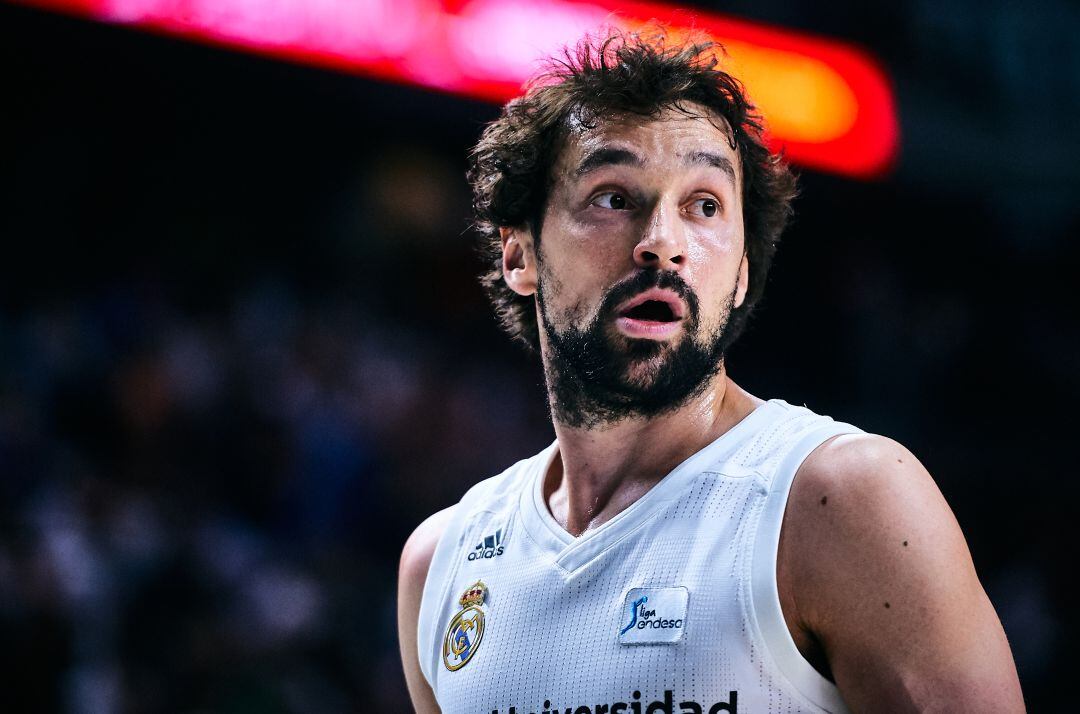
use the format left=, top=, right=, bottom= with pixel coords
left=597, top=270, right=699, bottom=322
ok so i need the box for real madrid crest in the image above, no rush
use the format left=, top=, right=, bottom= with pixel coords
left=442, top=580, right=488, bottom=671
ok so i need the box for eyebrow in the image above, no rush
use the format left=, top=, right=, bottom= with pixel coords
left=682, top=150, right=738, bottom=188
left=573, top=146, right=737, bottom=189
left=573, top=147, right=644, bottom=177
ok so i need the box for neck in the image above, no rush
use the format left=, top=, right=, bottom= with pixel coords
left=544, top=368, right=762, bottom=536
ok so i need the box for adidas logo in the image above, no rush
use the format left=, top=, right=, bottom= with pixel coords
left=467, top=529, right=505, bottom=561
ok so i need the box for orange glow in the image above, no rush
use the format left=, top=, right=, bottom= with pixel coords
left=721, top=41, right=859, bottom=144
left=11, top=0, right=899, bottom=178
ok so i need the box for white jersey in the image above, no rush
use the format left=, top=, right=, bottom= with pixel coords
left=417, top=399, right=863, bottom=714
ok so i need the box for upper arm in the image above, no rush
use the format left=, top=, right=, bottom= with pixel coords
left=782, top=434, right=1024, bottom=713
left=398, top=506, right=456, bottom=714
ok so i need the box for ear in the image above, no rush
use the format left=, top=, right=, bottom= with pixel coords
left=733, top=253, right=749, bottom=309
left=500, top=225, right=538, bottom=297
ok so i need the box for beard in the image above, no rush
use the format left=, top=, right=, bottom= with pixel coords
left=537, top=267, right=735, bottom=429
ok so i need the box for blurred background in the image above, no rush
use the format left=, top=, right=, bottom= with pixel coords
left=0, top=0, right=1077, bottom=711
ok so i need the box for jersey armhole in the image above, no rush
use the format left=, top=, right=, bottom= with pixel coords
left=415, top=453, right=544, bottom=692
left=416, top=503, right=466, bottom=692
left=748, top=422, right=861, bottom=714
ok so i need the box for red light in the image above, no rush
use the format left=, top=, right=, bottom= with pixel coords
left=12, top=0, right=899, bottom=177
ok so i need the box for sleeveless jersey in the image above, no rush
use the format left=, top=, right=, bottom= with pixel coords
left=417, top=399, right=863, bottom=714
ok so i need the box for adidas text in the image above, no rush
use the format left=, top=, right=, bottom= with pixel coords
left=468, top=546, right=505, bottom=561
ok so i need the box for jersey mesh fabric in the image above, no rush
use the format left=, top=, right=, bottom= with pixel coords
left=417, top=399, right=863, bottom=714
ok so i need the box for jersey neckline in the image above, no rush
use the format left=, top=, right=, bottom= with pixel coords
left=518, top=398, right=785, bottom=574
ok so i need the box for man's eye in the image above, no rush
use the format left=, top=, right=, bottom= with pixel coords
left=691, top=198, right=719, bottom=218
left=592, top=192, right=629, bottom=210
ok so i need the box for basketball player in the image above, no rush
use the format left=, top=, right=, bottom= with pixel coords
left=398, top=32, right=1024, bottom=713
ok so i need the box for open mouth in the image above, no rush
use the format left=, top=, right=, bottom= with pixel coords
left=616, top=288, right=685, bottom=324
left=622, top=300, right=678, bottom=322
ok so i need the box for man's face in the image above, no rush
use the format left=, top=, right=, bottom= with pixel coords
left=505, top=104, right=748, bottom=427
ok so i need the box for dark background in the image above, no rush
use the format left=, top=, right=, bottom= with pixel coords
left=1, top=1, right=1077, bottom=711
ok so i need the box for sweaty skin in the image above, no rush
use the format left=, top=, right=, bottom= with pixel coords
left=507, top=108, right=755, bottom=537
left=398, top=106, right=1025, bottom=713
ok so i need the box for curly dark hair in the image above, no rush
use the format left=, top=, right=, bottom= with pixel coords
left=467, top=29, right=798, bottom=352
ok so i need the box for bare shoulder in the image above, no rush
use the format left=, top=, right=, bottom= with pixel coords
left=780, top=433, right=1025, bottom=712
left=398, top=506, right=457, bottom=714
left=400, top=506, right=458, bottom=589
left=788, top=433, right=957, bottom=554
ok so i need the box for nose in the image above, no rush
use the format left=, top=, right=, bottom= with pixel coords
left=633, top=202, right=686, bottom=269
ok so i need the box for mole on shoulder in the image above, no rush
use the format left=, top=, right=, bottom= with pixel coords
left=820, top=496, right=828, bottom=505
left=903, top=540, right=908, bottom=547
left=884, top=602, right=891, bottom=609
left=897, top=458, right=903, bottom=463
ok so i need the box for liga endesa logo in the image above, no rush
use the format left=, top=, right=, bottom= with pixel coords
left=618, top=587, right=688, bottom=645
left=488, top=689, right=738, bottom=714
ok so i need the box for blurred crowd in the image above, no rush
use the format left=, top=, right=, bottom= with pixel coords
left=0, top=278, right=551, bottom=712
